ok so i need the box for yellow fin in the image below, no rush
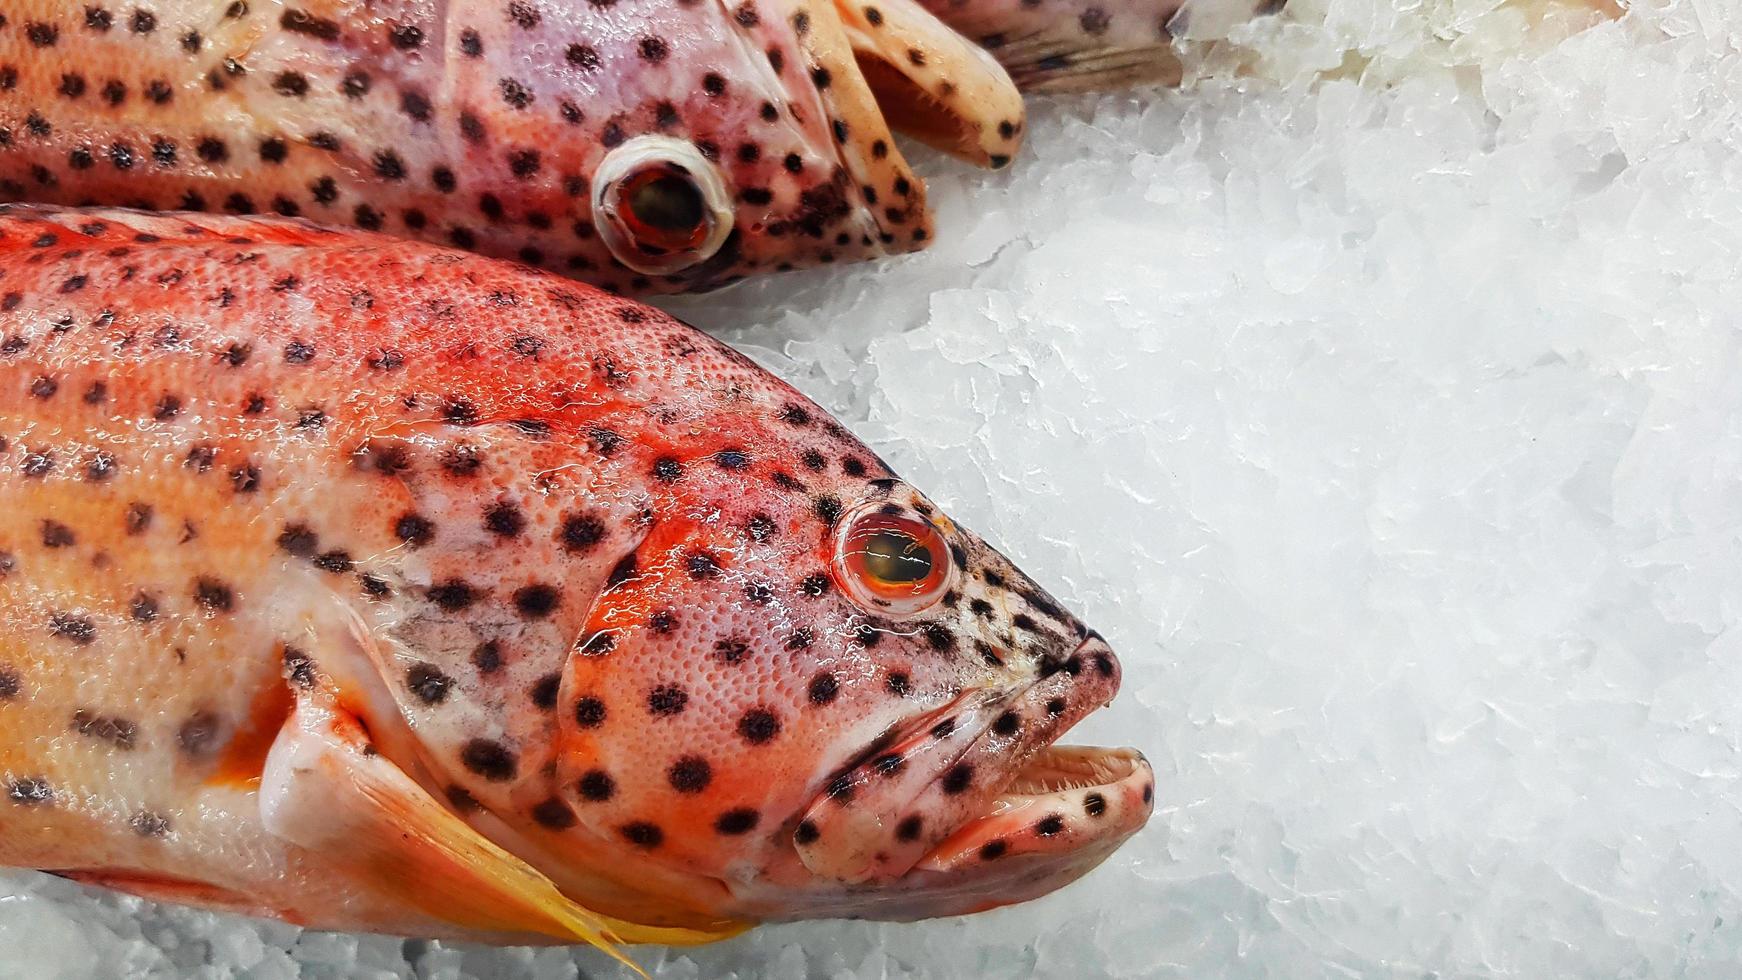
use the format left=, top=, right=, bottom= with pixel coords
left=259, top=695, right=747, bottom=968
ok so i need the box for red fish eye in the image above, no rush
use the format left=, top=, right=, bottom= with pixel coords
left=619, top=167, right=709, bottom=253
left=593, top=136, right=729, bottom=275
left=836, top=511, right=951, bottom=612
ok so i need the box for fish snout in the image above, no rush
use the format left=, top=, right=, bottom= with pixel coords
left=791, top=632, right=1125, bottom=884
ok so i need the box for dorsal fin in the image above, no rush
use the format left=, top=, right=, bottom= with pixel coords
left=0, top=203, right=348, bottom=253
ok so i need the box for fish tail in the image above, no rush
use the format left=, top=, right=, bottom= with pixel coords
left=919, top=0, right=1279, bottom=92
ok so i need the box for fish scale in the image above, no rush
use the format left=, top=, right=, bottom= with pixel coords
left=0, top=204, right=1152, bottom=956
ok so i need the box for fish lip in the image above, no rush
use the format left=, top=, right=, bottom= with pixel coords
left=794, top=634, right=1137, bottom=885
left=911, top=744, right=1154, bottom=875
left=930, top=633, right=1140, bottom=833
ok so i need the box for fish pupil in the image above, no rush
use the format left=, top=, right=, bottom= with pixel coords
left=863, top=530, right=932, bottom=584
left=628, top=173, right=704, bottom=234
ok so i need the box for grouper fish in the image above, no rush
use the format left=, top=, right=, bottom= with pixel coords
left=0, top=0, right=1314, bottom=295
left=0, top=0, right=1028, bottom=295
left=0, top=205, right=1155, bottom=963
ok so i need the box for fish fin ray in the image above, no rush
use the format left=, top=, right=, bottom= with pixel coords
left=912, top=0, right=1235, bottom=92
left=0, top=203, right=363, bottom=252
left=258, top=693, right=738, bottom=967
left=831, top=0, right=1026, bottom=166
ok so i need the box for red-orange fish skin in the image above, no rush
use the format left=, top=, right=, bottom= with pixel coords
left=0, top=1, right=1028, bottom=294
left=0, top=205, right=1149, bottom=940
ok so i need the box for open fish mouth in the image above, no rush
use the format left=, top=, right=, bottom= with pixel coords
left=791, top=636, right=1153, bottom=917
left=910, top=744, right=1152, bottom=895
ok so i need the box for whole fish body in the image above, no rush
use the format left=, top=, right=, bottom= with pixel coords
left=0, top=0, right=1030, bottom=295
left=0, top=205, right=1153, bottom=955
left=0, top=0, right=1309, bottom=295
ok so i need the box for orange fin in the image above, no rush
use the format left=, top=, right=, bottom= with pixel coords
left=51, top=870, right=289, bottom=921
left=831, top=0, right=1026, bottom=167
left=258, top=694, right=745, bottom=967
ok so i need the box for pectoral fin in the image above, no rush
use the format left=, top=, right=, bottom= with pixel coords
left=258, top=693, right=743, bottom=968
left=833, top=0, right=1027, bottom=167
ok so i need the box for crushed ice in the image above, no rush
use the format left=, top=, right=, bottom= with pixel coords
left=8, top=2, right=1741, bottom=976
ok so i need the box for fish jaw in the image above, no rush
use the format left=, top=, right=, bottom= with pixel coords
left=793, top=635, right=1134, bottom=878
left=720, top=636, right=1155, bottom=921
left=895, top=745, right=1153, bottom=918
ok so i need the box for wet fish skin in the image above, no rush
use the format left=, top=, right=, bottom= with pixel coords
left=0, top=205, right=1152, bottom=951
left=0, top=0, right=1026, bottom=294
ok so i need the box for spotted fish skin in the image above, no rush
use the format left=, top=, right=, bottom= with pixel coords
left=0, top=1, right=1026, bottom=295
left=0, top=204, right=1151, bottom=942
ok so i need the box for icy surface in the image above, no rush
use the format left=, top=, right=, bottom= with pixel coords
left=9, top=1, right=1742, bottom=976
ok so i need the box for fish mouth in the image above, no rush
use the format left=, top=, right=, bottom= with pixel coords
left=790, top=635, right=1154, bottom=917
left=904, top=744, right=1153, bottom=912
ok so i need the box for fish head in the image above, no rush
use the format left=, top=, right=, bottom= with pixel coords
left=460, top=0, right=1025, bottom=291
left=547, top=414, right=1152, bottom=925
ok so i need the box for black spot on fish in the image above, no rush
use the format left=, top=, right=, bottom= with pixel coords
left=6, top=777, right=52, bottom=804
left=578, top=769, right=615, bottom=801
left=647, top=685, right=688, bottom=716
left=942, top=764, right=973, bottom=794
left=714, top=808, right=759, bottom=834
left=737, top=707, right=780, bottom=744
left=667, top=756, right=712, bottom=793
left=407, top=663, right=453, bottom=704
left=531, top=797, right=576, bottom=830
left=512, top=583, right=560, bottom=618
left=574, top=696, right=606, bottom=728
left=530, top=673, right=560, bottom=710
left=808, top=671, right=838, bottom=705
left=427, top=579, right=477, bottom=611
left=460, top=739, right=517, bottom=781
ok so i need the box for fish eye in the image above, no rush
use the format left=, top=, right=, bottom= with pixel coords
left=835, top=509, right=952, bottom=614
left=623, top=170, right=707, bottom=246
left=593, top=136, right=732, bottom=275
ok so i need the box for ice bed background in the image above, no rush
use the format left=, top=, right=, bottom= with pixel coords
left=5, top=1, right=1741, bottom=977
